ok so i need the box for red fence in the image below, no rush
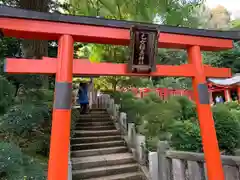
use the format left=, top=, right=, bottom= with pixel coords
left=128, top=88, right=193, bottom=100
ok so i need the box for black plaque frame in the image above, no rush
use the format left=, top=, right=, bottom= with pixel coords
left=128, top=25, right=159, bottom=73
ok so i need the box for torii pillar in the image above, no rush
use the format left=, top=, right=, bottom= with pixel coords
left=48, top=35, right=74, bottom=180
left=188, top=46, right=224, bottom=180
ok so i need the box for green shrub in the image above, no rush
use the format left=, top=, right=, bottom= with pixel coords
left=231, top=109, right=240, bottom=122
left=0, top=142, right=46, bottom=180
left=170, top=96, right=196, bottom=120
left=170, top=120, right=202, bottom=152
left=118, top=92, right=141, bottom=121
left=142, top=92, right=163, bottom=104
left=112, top=91, right=240, bottom=155
left=170, top=104, right=240, bottom=154
left=163, top=97, right=182, bottom=120
left=109, top=91, right=123, bottom=104
left=119, top=92, right=136, bottom=109
left=225, top=101, right=240, bottom=111
left=137, top=96, right=181, bottom=141
left=0, top=104, right=45, bottom=137
left=16, top=89, right=54, bottom=106
left=0, top=142, right=23, bottom=179
left=21, top=155, right=46, bottom=180
left=26, top=132, right=50, bottom=157
left=0, top=102, right=51, bottom=157
left=146, top=136, right=159, bottom=152
left=141, top=102, right=176, bottom=140
left=0, top=76, right=15, bottom=114
left=213, top=104, right=240, bottom=154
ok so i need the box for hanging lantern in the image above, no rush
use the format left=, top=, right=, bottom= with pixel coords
left=128, top=25, right=159, bottom=73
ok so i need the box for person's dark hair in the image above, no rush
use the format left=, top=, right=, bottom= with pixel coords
left=79, top=82, right=87, bottom=88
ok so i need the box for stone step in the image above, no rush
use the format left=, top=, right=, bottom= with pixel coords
left=71, top=146, right=128, bottom=157
left=90, top=111, right=108, bottom=113
left=90, top=108, right=106, bottom=112
left=72, top=163, right=139, bottom=179
left=75, top=125, right=115, bottom=131
left=86, top=172, right=145, bottom=180
left=78, top=118, right=112, bottom=123
left=73, top=130, right=120, bottom=137
left=79, top=116, right=111, bottom=120
left=75, top=121, right=114, bottom=127
left=71, top=135, right=122, bottom=144
left=89, top=112, right=108, bottom=115
left=72, top=140, right=125, bottom=150
left=79, top=114, right=110, bottom=118
left=71, top=111, right=146, bottom=180
left=72, top=153, right=134, bottom=169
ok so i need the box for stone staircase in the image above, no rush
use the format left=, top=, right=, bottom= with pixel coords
left=71, top=109, right=147, bottom=180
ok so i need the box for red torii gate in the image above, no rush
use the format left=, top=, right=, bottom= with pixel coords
left=1, top=5, right=239, bottom=180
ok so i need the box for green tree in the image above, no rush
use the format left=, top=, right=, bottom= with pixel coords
left=208, top=5, right=231, bottom=30
left=203, top=43, right=240, bottom=74
left=231, top=19, right=240, bottom=29
left=0, top=0, right=64, bottom=89
left=69, top=0, right=204, bottom=90
left=196, top=4, right=231, bottom=30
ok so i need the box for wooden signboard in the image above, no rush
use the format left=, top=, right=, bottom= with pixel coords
left=128, top=26, right=159, bottom=73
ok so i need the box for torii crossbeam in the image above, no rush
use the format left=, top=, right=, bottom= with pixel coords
left=1, top=5, right=239, bottom=180
left=5, top=57, right=231, bottom=77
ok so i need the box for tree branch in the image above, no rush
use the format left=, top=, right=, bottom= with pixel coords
left=115, top=0, right=122, bottom=19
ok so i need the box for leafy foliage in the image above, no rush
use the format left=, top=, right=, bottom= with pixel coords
left=170, top=96, right=196, bottom=120
left=0, top=103, right=47, bottom=137
left=203, top=43, right=240, bottom=74
left=225, top=101, right=240, bottom=111
left=231, top=19, right=240, bottom=29
left=0, top=38, right=21, bottom=59
left=69, top=0, right=204, bottom=91
left=112, top=91, right=240, bottom=154
left=69, top=0, right=203, bottom=25
left=0, top=23, right=54, bottom=179
left=170, top=120, right=202, bottom=152
left=0, top=87, right=54, bottom=177
left=0, top=142, right=46, bottom=180
left=212, top=104, right=240, bottom=154
left=0, top=142, right=23, bottom=179
left=0, top=76, right=16, bottom=114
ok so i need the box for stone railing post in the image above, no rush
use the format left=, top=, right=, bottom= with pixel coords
left=128, top=123, right=135, bottom=148
left=157, top=141, right=170, bottom=180
left=149, top=151, right=159, bottom=180
left=136, top=134, right=146, bottom=165
left=119, top=112, right=127, bottom=136
left=109, top=99, right=114, bottom=115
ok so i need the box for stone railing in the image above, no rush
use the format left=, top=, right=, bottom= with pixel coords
left=95, top=94, right=151, bottom=179
left=155, top=141, right=240, bottom=180
left=96, top=93, right=240, bottom=180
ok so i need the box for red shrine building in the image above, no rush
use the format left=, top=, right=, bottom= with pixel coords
left=127, top=74, right=240, bottom=104
left=208, top=74, right=240, bottom=103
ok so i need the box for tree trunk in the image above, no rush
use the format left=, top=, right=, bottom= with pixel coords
left=112, top=77, right=118, bottom=92
left=18, top=0, right=50, bottom=89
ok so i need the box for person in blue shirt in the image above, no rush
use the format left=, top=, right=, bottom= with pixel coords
left=77, top=78, right=92, bottom=114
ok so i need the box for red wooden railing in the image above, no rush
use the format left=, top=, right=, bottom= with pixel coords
left=122, top=88, right=194, bottom=100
